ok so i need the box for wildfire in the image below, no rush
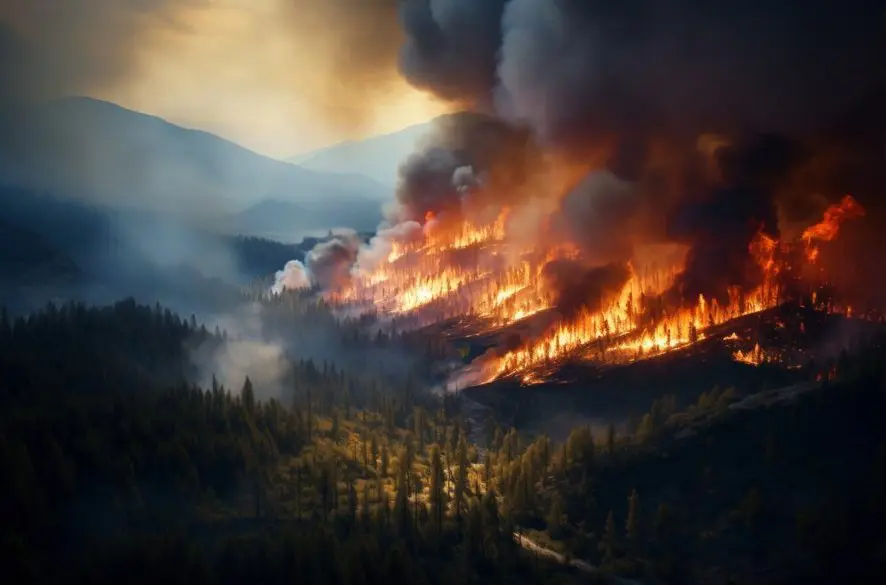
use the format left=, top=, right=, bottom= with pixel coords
left=732, top=343, right=779, bottom=366
left=323, top=193, right=864, bottom=386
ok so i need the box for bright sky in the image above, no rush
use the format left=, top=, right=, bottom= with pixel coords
left=87, top=1, right=451, bottom=159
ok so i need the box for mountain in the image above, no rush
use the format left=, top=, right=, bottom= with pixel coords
left=289, top=120, right=433, bottom=188
left=227, top=197, right=381, bottom=241
left=0, top=97, right=389, bottom=217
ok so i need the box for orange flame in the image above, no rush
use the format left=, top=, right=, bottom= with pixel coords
left=327, top=189, right=864, bottom=386
left=800, top=194, right=865, bottom=262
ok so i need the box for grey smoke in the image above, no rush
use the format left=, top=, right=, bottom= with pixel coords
left=452, top=165, right=481, bottom=195
left=355, top=219, right=423, bottom=274
left=398, top=0, right=506, bottom=107
left=553, top=170, right=645, bottom=266
left=272, top=260, right=311, bottom=294
left=192, top=303, right=289, bottom=403
left=390, top=112, right=540, bottom=224
left=398, top=0, right=882, bottom=147
left=305, top=230, right=361, bottom=290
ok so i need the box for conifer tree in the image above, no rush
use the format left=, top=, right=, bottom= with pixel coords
left=600, top=509, right=616, bottom=564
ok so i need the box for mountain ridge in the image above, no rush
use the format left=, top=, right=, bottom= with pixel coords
left=0, top=97, right=390, bottom=217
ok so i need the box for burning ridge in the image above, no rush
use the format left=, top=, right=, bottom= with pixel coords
left=271, top=1, right=878, bottom=389
left=272, top=124, right=866, bottom=388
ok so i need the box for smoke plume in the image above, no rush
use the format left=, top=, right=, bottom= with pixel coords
left=398, top=0, right=881, bottom=146
left=304, top=231, right=362, bottom=290
left=391, top=112, right=540, bottom=223
left=666, top=134, right=800, bottom=303
left=541, top=260, right=632, bottom=319
left=398, top=0, right=506, bottom=108
left=272, top=260, right=311, bottom=295
left=355, top=220, right=423, bottom=274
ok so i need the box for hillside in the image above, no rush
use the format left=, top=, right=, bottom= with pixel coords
left=289, top=120, right=433, bottom=188
left=1, top=295, right=883, bottom=585
left=0, top=185, right=321, bottom=315
left=0, top=98, right=388, bottom=217
left=0, top=218, right=80, bottom=284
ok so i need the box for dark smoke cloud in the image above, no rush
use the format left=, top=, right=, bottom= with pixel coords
left=540, top=260, right=631, bottom=319
left=399, top=0, right=883, bottom=149
left=305, top=231, right=361, bottom=290
left=398, top=0, right=506, bottom=108
left=392, top=112, right=540, bottom=223
left=551, top=170, right=645, bottom=266
left=666, top=134, right=799, bottom=304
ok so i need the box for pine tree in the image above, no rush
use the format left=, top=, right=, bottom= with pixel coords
left=607, top=423, right=617, bottom=455
left=429, top=445, right=447, bottom=531
left=361, top=482, right=372, bottom=528
left=331, top=409, right=340, bottom=441
left=414, top=407, right=425, bottom=453
left=600, top=509, right=616, bottom=564
left=455, top=432, right=469, bottom=519
left=241, top=377, right=255, bottom=416
left=547, top=494, right=565, bottom=539
left=395, top=458, right=411, bottom=536
left=347, top=478, right=358, bottom=525
left=370, top=435, right=379, bottom=469
left=380, top=444, right=390, bottom=477
left=626, top=488, right=640, bottom=557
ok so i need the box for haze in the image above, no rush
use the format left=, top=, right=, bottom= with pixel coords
left=0, top=0, right=451, bottom=158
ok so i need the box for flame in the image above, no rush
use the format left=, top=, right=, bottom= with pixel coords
left=732, top=343, right=779, bottom=366
left=325, top=193, right=863, bottom=386
left=800, top=194, right=865, bottom=262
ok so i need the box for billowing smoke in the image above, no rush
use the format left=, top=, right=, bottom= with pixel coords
left=666, top=134, right=800, bottom=304
left=551, top=170, right=646, bottom=266
left=397, top=0, right=880, bottom=148
left=390, top=112, right=540, bottom=224
left=192, top=303, right=289, bottom=403
left=272, top=260, right=311, bottom=294
left=270, top=231, right=361, bottom=294
left=305, top=231, right=362, bottom=290
left=355, top=220, right=423, bottom=274
left=540, top=260, right=632, bottom=318
left=398, top=0, right=506, bottom=107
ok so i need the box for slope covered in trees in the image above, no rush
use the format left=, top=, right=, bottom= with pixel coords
left=1, top=298, right=884, bottom=585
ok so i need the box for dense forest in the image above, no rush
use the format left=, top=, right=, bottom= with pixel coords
left=1, top=297, right=884, bottom=584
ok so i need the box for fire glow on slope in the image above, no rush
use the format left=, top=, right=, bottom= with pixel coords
left=323, top=195, right=864, bottom=386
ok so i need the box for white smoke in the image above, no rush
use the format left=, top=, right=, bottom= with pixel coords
left=272, top=259, right=310, bottom=294
left=193, top=303, right=289, bottom=402
left=354, top=220, right=423, bottom=275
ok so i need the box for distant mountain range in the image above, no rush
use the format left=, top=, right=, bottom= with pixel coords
left=0, top=97, right=388, bottom=237
left=289, top=120, right=434, bottom=188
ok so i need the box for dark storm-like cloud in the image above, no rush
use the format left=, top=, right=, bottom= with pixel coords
left=666, top=134, right=800, bottom=304
left=398, top=0, right=883, bottom=147
left=392, top=112, right=540, bottom=223
left=398, top=0, right=507, bottom=108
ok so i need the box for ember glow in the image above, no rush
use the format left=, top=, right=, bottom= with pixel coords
left=732, top=343, right=780, bottom=366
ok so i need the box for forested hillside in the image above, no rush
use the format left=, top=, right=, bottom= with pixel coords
left=1, top=297, right=884, bottom=585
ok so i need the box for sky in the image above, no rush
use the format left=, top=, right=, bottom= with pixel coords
left=0, top=0, right=451, bottom=159
left=0, top=1, right=881, bottom=160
